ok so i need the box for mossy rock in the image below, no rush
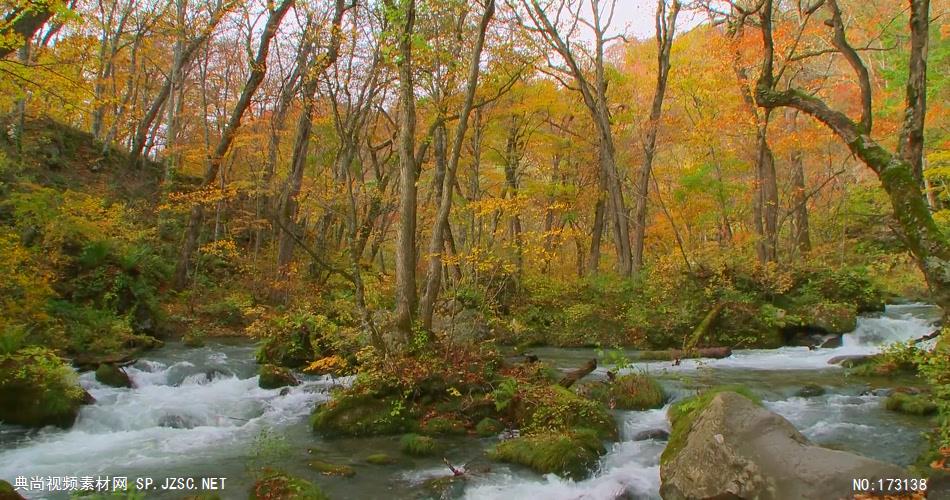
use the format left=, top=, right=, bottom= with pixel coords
left=475, top=417, right=504, bottom=437
left=515, top=385, right=618, bottom=440
left=249, top=469, right=328, bottom=500
left=95, top=363, right=133, bottom=388
left=400, top=433, right=439, bottom=456
left=488, top=428, right=606, bottom=480
left=420, top=415, right=468, bottom=435
left=796, top=383, right=826, bottom=398
left=602, top=373, right=666, bottom=410
left=0, top=479, right=25, bottom=500
left=312, top=392, right=415, bottom=437
left=365, top=453, right=396, bottom=465
left=796, top=302, right=858, bottom=334
left=883, top=392, right=937, bottom=416
left=0, top=348, right=87, bottom=428
left=182, top=333, right=205, bottom=348
left=662, top=385, right=761, bottom=465
left=307, top=459, right=356, bottom=477
left=258, top=364, right=299, bottom=389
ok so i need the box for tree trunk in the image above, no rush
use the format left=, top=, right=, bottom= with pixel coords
left=172, top=0, right=294, bottom=288
left=418, top=0, right=494, bottom=331
left=392, top=0, right=419, bottom=336
left=632, top=0, right=680, bottom=273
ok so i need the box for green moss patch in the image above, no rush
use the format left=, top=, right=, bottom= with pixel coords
left=884, top=392, right=937, bottom=416
left=400, top=433, right=439, bottom=456
left=95, top=363, right=132, bottom=388
left=599, top=373, right=666, bottom=410
left=475, top=417, right=504, bottom=437
left=365, top=453, right=396, bottom=465
left=420, top=415, right=468, bottom=435
left=488, top=428, right=606, bottom=480
left=515, top=385, right=618, bottom=440
left=307, top=459, right=355, bottom=477
left=0, top=347, right=87, bottom=428
left=249, top=469, right=328, bottom=500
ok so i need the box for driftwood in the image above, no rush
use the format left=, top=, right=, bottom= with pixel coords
left=443, top=458, right=465, bottom=477
left=633, top=347, right=732, bottom=361
left=559, top=358, right=597, bottom=388
left=912, top=329, right=941, bottom=344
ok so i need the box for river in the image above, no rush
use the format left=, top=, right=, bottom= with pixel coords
left=0, top=303, right=940, bottom=499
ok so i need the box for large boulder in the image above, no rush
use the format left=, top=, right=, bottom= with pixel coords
left=95, top=363, right=133, bottom=388
left=660, top=391, right=907, bottom=499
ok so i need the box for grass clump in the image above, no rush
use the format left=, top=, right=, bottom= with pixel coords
left=475, top=417, right=504, bottom=437
left=365, top=453, right=396, bottom=465
left=604, top=373, right=666, bottom=410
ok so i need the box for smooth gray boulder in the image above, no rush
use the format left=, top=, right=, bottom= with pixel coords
left=660, top=391, right=907, bottom=500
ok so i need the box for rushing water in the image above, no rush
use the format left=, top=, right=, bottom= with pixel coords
left=0, top=304, right=940, bottom=499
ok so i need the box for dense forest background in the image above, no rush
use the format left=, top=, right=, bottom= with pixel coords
left=0, top=0, right=949, bottom=493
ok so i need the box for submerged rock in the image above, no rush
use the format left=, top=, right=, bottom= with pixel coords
left=258, top=364, right=299, bottom=389
left=827, top=354, right=873, bottom=367
left=95, top=363, right=133, bottom=388
left=157, top=414, right=197, bottom=429
left=633, top=429, right=670, bottom=441
left=660, top=391, right=906, bottom=499
left=796, top=383, right=826, bottom=398
left=307, top=459, right=355, bottom=477
left=365, top=453, right=396, bottom=465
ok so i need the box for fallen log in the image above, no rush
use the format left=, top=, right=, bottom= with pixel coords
left=684, top=302, right=726, bottom=351
left=633, top=346, right=732, bottom=361
left=911, top=329, right=940, bottom=344
left=559, top=358, right=597, bottom=388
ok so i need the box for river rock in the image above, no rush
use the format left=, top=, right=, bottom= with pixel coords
left=0, top=479, right=26, bottom=500
left=258, top=364, right=299, bottom=389
left=157, top=414, right=197, bottom=429
left=660, top=391, right=907, bottom=499
left=795, top=383, right=826, bottom=398
left=827, top=354, right=873, bottom=367
left=95, top=363, right=133, bottom=388
left=633, top=429, right=670, bottom=441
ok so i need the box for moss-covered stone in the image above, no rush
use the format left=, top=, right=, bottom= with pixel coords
left=307, top=459, right=356, bottom=477
left=365, top=453, right=396, bottom=465
left=400, top=433, right=439, bottom=456
left=0, top=347, right=87, bottom=428
left=662, top=386, right=761, bottom=465
left=311, top=391, right=416, bottom=437
left=420, top=415, right=468, bottom=435
left=796, top=383, right=826, bottom=398
left=798, top=302, right=858, bottom=334
left=258, top=364, right=299, bottom=389
left=182, top=332, right=205, bottom=347
left=488, top=428, right=606, bottom=480
left=249, top=469, right=328, bottom=500
left=475, top=417, right=504, bottom=437
left=884, top=392, right=937, bottom=416
left=515, top=385, right=618, bottom=440
left=593, top=373, right=666, bottom=410
left=95, top=363, right=132, bottom=388
left=0, top=479, right=26, bottom=500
